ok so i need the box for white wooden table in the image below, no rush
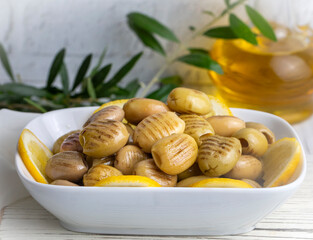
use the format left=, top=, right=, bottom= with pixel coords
left=0, top=114, right=312, bottom=240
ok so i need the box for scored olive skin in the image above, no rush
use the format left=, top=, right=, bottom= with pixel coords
left=60, top=132, right=83, bottom=153
left=80, top=120, right=129, bottom=158
left=246, top=122, right=276, bottom=144
left=133, top=111, right=185, bottom=153
left=176, top=175, right=209, bottom=187
left=232, top=128, right=268, bottom=157
left=151, top=133, right=198, bottom=175
left=133, top=159, right=177, bottom=187
left=45, top=151, right=88, bottom=182
left=83, top=106, right=124, bottom=127
left=52, top=130, right=80, bottom=154
left=224, top=155, right=263, bottom=180
left=114, top=145, right=149, bottom=175
left=197, top=135, right=242, bottom=177
left=177, top=162, right=202, bottom=181
left=179, top=114, right=214, bottom=146
left=167, top=87, right=213, bottom=115
left=50, top=179, right=79, bottom=186
left=83, top=165, right=122, bottom=186
left=123, top=98, right=169, bottom=125
left=206, top=116, right=245, bottom=137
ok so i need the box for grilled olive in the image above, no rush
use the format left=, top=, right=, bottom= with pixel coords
left=179, top=114, right=214, bottom=145
left=197, top=135, right=241, bottom=177
left=246, top=122, right=275, bottom=144
left=52, top=130, right=80, bottom=154
left=83, top=106, right=124, bottom=127
left=133, top=159, right=177, bottom=187
left=176, top=175, right=209, bottom=187
left=80, top=120, right=129, bottom=158
left=232, top=128, right=268, bottom=157
left=114, top=145, right=148, bottom=174
left=133, top=111, right=185, bottom=153
left=83, top=165, right=122, bottom=186
left=151, top=133, right=198, bottom=175
left=123, top=98, right=169, bottom=125
left=206, top=116, right=245, bottom=137
left=60, top=132, right=83, bottom=153
left=177, top=162, right=202, bottom=181
left=224, top=155, right=263, bottom=180
left=167, top=87, right=213, bottom=115
left=85, top=155, right=115, bottom=168
left=50, top=179, right=79, bottom=186
left=45, top=151, right=88, bottom=182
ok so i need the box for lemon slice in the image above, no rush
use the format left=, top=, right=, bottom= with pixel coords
left=262, top=138, right=302, bottom=187
left=18, top=129, right=53, bottom=184
left=94, top=175, right=161, bottom=187
left=204, top=95, right=232, bottom=118
left=190, top=178, right=253, bottom=188
left=93, top=99, right=129, bottom=114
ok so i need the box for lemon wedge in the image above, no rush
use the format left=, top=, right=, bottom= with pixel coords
left=94, top=175, right=161, bottom=187
left=18, top=129, right=53, bottom=184
left=190, top=178, right=253, bottom=188
left=262, top=138, right=302, bottom=187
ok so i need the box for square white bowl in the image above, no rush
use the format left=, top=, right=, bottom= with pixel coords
left=15, top=107, right=306, bottom=235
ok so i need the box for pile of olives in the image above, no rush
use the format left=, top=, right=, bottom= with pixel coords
left=46, top=87, right=275, bottom=188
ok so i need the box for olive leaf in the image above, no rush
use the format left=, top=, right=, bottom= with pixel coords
left=87, top=78, right=96, bottom=99
left=229, top=13, right=257, bottom=45
left=127, top=12, right=179, bottom=42
left=72, top=54, right=92, bottom=91
left=204, top=26, right=238, bottom=39
left=188, top=48, right=210, bottom=55
left=160, top=75, right=182, bottom=85
left=23, top=98, right=47, bottom=113
left=125, top=79, right=141, bottom=98
left=0, top=43, right=15, bottom=82
left=146, top=84, right=177, bottom=102
left=203, top=10, right=215, bottom=17
left=59, top=63, right=69, bottom=95
left=46, top=49, right=66, bottom=88
left=89, top=47, right=107, bottom=78
left=245, top=5, right=277, bottom=41
left=178, top=53, right=223, bottom=74
left=0, top=83, right=50, bottom=97
left=92, top=64, right=111, bottom=88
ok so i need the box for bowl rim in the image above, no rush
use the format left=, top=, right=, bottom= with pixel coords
left=15, top=107, right=307, bottom=192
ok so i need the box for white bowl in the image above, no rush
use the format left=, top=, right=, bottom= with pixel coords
left=15, top=107, right=306, bottom=236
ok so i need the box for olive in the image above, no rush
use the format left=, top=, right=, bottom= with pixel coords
left=246, top=122, right=275, bottom=144
left=206, top=116, right=245, bottom=137
left=52, top=130, right=80, bottom=154
left=83, top=165, right=122, bottom=186
left=224, top=155, right=263, bottom=180
left=83, top=106, right=124, bottom=127
left=133, top=159, right=177, bottom=187
left=60, top=132, right=83, bottom=153
left=197, top=135, right=241, bottom=177
left=114, top=145, right=148, bottom=175
left=124, top=123, right=135, bottom=144
left=50, top=179, right=79, bottom=186
left=123, top=98, right=169, bottom=125
left=151, top=133, right=198, bottom=175
left=177, top=162, right=202, bottom=181
left=176, top=175, right=209, bottom=187
left=133, top=111, right=185, bottom=153
left=85, top=155, right=115, bottom=168
left=80, top=120, right=129, bottom=158
left=179, top=114, right=214, bottom=145
left=167, top=87, right=213, bottom=115
left=45, top=151, right=88, bottom=182
left=232, top=128, right=268, bottom=157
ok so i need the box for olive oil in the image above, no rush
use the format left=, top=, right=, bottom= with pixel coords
left=209, top=30, right=313, bottom=123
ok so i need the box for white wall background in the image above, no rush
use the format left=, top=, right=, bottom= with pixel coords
left=0, top=0, right=312, bottom=89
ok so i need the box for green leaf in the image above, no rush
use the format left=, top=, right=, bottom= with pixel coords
left=204, top=26, right=238, bottom=39
left=229, top=14, right=257, bottom=45
left=92, top=64, right=111, bottom=88
left=188, top=48, right=210, bottom=55
left=90, top=48, right=107, bottom=78
left=0, top=83, right=50, bottom=97
left=146, top=84, right=177, bottom=102
left=87, top=78, right=96, bottom=99
left=220, top=0, right=243, bottom=17
left=104, top=52, right=143, bottom=89
left=59, top=64, right=69, bottom=95
left=46, top=49, right=66, bottom=88
left=72, top=54, right=92, bottom=91
left=128, top=21, right=165, bottom=55
left=23, top=98, right=47, bottom=113
left=0, top=43, right=15, bottom=82
left=160, top=75, right=182, bottom=85
left=125, top=79, right=141, bottom=98
left=203, top=10, right=215, bottom=17
left=127, top=12, right=179, bottom=42
left=178, top=53, right=223, bottom=74
left=245, top=5, right=277, bottom=41
left=224, top=0, right=231, bottom=7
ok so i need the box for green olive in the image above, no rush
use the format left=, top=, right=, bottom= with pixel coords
left=50, top=179, right=79, bottom=186
left=176, top=175, right=209, bottom=187
left=52, top=130, right=80, bottom=154
left=83, top=165, right=122, bottom=186
left=83, top=106, right=124, bottom=127
left=206, top=116, right=245, bottom=137
left=177, top=162, right=202, bottom=181
left=246, top=122, right=275, bottom=144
